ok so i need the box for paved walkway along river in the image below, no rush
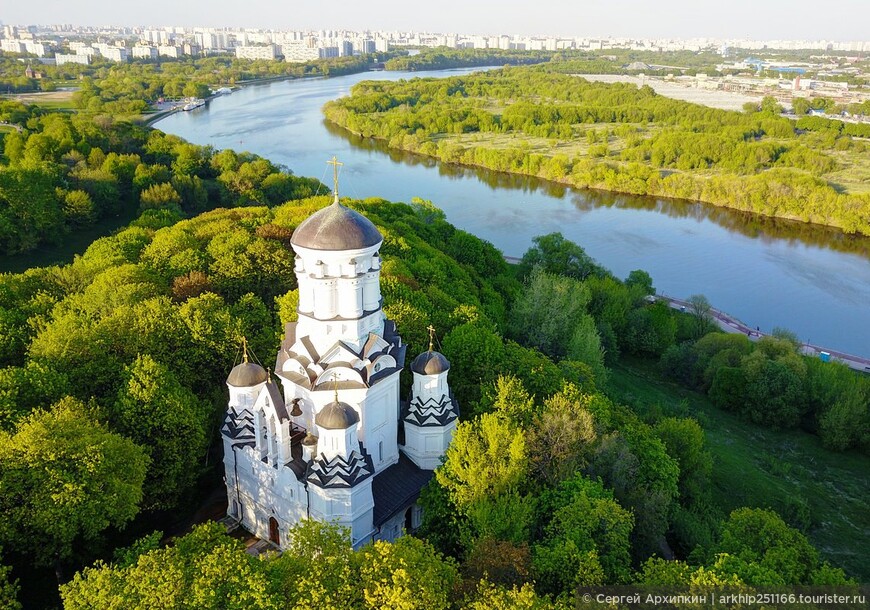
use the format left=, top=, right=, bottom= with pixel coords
left=656, top=294, right=870, bottom=374
left=503, top=255, right=869, bottom=373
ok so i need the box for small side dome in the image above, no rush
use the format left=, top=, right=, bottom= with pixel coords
left=290, top=201, right=382, bottom=251
left=315, top=400, right=360, bottom=430
left=411, top=351, right=451, bottom=375
left=227, top=362, right=268, bottom=387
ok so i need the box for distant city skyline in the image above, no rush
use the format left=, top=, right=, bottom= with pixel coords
left=2, top=0, right=869, bottom=42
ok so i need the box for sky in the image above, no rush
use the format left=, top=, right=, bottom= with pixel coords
left=2, top=0, right=869, bottom=41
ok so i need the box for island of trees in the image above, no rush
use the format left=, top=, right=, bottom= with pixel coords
left=323, top=66, right=870, bottom=235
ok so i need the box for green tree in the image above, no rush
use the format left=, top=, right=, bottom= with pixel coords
left=654, top=417, right=712, bottom=506
left=436, top=412, right=528, bottom=512
left=463, top=581, right=551, bottom=610
left=442, top=321, right=506, bottom=406
left=509, top=266, right=590, bottom=357
left=527, top=389, right=597, bottom=485
left=477, top=374, right=537, bottom=425
left=356, top=536, right=458, bottom=610
left=686, top=294, right=714, bottom=339
left=62, top=522, right=278, bottom=610
left=518, top=232, right=602, bottom=280
left=792, top=97, right=811, bottom=115
left=0, top=397, right=148, bottom=567
left=533, top=475, right=633, bottom=594
left=625, top=269, right=654, bottom=295
left=0, top=553, right=20, bottom=610
left=712, top=508, right=852, bottom=586
left=589, top=424, right=679, bottom=557
left=139, top=182, right=182, bottom=211
left=566, top=313, right=607, bottom=384
left=111, top=355, right=210, bottom=510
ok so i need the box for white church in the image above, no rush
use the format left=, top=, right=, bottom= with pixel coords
left=221, top=173, right=459, bottom=549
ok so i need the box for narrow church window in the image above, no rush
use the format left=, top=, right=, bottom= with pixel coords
left=378, top=440, right=383, bottom=462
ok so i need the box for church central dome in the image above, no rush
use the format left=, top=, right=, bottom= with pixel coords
left=291, top=201, right=382, bottom=251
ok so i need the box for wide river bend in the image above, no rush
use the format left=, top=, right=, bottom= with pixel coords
left=156, top=68, right=870, bottom=357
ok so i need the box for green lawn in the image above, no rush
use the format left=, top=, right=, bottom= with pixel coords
left=1, top=91, right=76, bottom=110
left=607, top=358, right=870, bottom=581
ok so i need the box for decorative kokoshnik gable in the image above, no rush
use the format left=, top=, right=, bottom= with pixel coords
left=221, top=158, right=459, bottom=549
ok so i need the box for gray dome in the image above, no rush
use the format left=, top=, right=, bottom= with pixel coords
left=227, top=362, right=268, bottom=387
left=291, top=201, right=382, bottom=251
left=315, top=400, right=360, bottom=429
left=411, top=351, right=450, bottom=375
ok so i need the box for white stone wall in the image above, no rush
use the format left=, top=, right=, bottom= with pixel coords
left=308, top=481, right=375, bottom=548
left=402, top=420, right=456, bottom=470
left=224, top=443, right=308, bottom=548
left=412, top=369, right=449, bottom=403
left=293, top=244, right=382, bottom=354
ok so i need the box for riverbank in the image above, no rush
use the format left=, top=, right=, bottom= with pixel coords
left=325, top=115, right=870, bottom=237
left=505, top=255, right=870, bottom=364
left=323, top=69, right=870, bottom=236
left=607, top=359, right=870, bottom=581
left=655, top=294, right=870, bottom=370
left=154, top=66, right=870, bottom=358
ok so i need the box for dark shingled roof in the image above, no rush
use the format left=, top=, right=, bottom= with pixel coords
left=315, top=400, right=360, bottom=429
left=372, top=454, right=433, bottom=527
left=227, top=362, right=268, bottom=387
left=410, top=351, right=450, bottom=375
left=291, top=201, right=382, bottom=251
left=264, top=382, right=288, bottom=421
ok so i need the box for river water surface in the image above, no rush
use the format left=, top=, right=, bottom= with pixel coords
left=156, top=68, right=870, bottom=357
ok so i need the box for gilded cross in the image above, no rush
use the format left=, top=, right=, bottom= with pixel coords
left=427, top=325, right=436, bottom=352
left=242, top=336, right=248, bottom=363
left=327, top=156, right=343, bottom=201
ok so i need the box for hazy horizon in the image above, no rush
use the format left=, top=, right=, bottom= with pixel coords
left=2, top=0, right=869, bottom=42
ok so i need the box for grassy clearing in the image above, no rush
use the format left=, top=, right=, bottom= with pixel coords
left=827, top=151, right=870, bottom=194
left=606, top=358, right=870, bottom=581
left=2, top=90, right=76, bottom=110
left=419, top=114, right=870, bottom=196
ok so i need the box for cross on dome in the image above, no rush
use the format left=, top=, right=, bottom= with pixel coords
left=427, top=325, right=436, bottom=352
left=327, top=155, right=343, bottom=203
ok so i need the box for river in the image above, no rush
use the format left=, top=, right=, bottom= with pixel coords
left=155, top=68, right=870, bottom=358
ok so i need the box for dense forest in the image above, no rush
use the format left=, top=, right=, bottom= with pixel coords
left=385, top=48, right=555, bottom=71
left=323, top=67, right=870, bottom=235
left=0, top=187, right=866, bottom=607
left=386, top=47, right=870, bottom=87
left=0, top=52, right=400, bottom=97
left=0, top=101, right=322, bottom=255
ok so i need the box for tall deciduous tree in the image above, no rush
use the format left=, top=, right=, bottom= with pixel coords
left=687, top=294, right=714, bottom=339
left=509, top=266, right=590, bottom=357
left=62, top=522, right=278, bottom=610
left=519, top=232, right=602, bottom=281
left=111, top=355, right=210, bottom=510
left=0, top=397, right=148, bottom=566
left=436, top=412, right=528, bottom=512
